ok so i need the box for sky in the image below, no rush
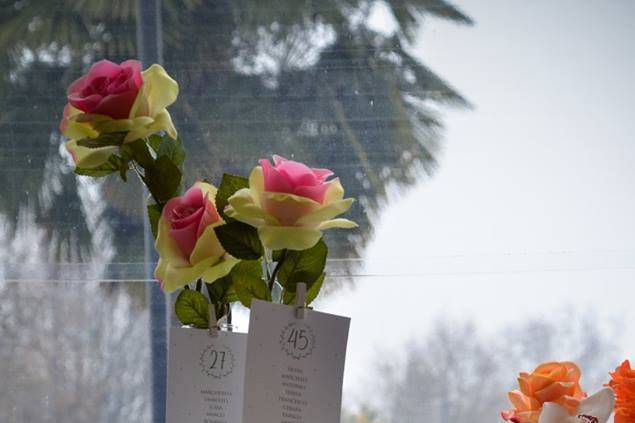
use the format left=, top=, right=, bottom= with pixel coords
left=316, top=0, right=635, bottom=408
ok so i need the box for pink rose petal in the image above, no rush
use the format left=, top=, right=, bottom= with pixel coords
left=294, top=184, right=330, bottom=203
left=260, top=156, right=335, bottom=204
left=171, top=206, right=203, bottom=230
left=312, top=167, right=334, bottom=181
left=67, top=93, right=103, bottom=113
left=272, top=154, right=287, bottom=165
left=170, top=222, right=199, bottom=259
left=197, top=195, right=221, bottom=237
left=161, top=185, right=223, bottom=261
left=260, top=159, right=293, bottom=193
left=162, top=189, right=203, bottom=259
left=65, top=59, right=142, bottom=119
left=91, top=90, right=138, bottom=119
left=182, top=185, right=204, bottom=206
left=120, top=60, right=143, bottom=87
left=90, top=59, right=126, bottom=79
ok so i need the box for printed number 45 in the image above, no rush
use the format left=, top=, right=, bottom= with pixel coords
left=287, top=328, right=309, bottom=351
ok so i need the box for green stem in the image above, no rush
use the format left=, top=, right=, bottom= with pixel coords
left=263, top=250, right=273, bottom=280
left=225, top=303, right=233, bottom=331
left=130, top=161, right=162, bottom=206
left=204, top=282, right=218, bottom=323
left=268, top=249, right=288, bottom=295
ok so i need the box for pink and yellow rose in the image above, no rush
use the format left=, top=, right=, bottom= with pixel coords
left=60, top=59, right=179, bottom=168
left=155, top=182, right=239, bottom=293
left=225, top=155, right=357, bottom=251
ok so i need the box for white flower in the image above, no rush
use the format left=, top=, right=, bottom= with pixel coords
left=538, top=388, right=615, bottom=423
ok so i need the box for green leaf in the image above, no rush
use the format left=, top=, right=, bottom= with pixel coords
left=145, top=155, right=182, bottom=204
left=232, top=260, right=270, bottom=308
left=205, top=277, right=236, bottom=321
left=272, top=250, right=283, bottom=262
left=157, top=136, right=186, bottom=167
left=283, top=272, right=325, bottom=305
left=214, top=221, right=263, bottom=260
left=232, top=259, right=263, bottom=279
left=120, top=139, right=154, bottom=168
left=277, top=239, right=327, bottom=292
left=306, top=272, right=325, bottom=304
left=146, top=203, right=162, bottom=239
left=205, top=274, right=238, bottom=305
left=147, top=134, right=185, bottom=167
left=174, top=289, right=209, bottom=329
left=76, top=132, right=126, bottom=149
left=147, top=134, right=163, bottom=153
left=74, top=154, right=124, bottom=177
left=118, top=158, right=129, bottom=182
left=215, top=173, right=249, bottom=220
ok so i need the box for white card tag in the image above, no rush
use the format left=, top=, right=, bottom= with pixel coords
left=166, top=327, right=247, bottom=423
left=243, top=299, right=351, bottom=423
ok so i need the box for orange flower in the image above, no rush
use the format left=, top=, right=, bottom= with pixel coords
left=607, top=360, right=635, bottom=423
left=502, top=362, right=586, bottom=423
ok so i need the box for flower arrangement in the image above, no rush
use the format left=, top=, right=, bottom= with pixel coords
left=502, top=360, right=634, bottom=423
left=60, top=59, right=357, bottom=326
left=607, top=360, right=635, bottom=423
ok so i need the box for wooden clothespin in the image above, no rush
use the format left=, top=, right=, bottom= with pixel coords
left=295, top=282, right=307, bottom=319
left=209, top=303, right=219, bottom=337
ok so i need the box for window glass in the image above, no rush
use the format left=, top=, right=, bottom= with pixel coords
left=1, top=1, right=634, bottom=422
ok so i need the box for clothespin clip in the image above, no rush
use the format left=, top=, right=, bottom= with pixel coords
left=295, top=282, right=307, bottom=319
left=209, top=303, right=219, bottom=337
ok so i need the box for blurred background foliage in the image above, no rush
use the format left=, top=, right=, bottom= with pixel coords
left=343, top=311, right=619, bottom=423
left=0, top=0, right=471, bottom=278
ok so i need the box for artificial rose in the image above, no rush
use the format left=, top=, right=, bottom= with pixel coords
left=67, top=59, right=142, bottom=119
left=61, top=59, right=179, bottom=168
left=155, top=182, right=239, bottom=293
left=225, top=155, right=357, bottom=251
left=607, top=360, right=635, bottom=423
left=502, top=362, right=586, bottom=423
left=538, top=389, right=614, bottom=423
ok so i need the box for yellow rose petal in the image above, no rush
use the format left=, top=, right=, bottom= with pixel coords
left=65, top=139, right=119, bottom=169
left=296, top=198, right=354, bottom=226
left=153, top=109, right=178, bottom=140
left=258, top=225, right=323, bottom=251
left=92, top=117, right=134, bottom=134
left=189, top=223, right=225, bottom=265
left=226, top=188, right=278, bottom=227
left=158, top=256, right=219, bottom=293
left=317, top=218, right=358, bottom=230
left=138, top=64, right=179, bottom=117
left=324, top=177, right=345, bottom=203
left=248, top=166, right=266, bottom=205
left=62, top=105, right=99, bottom=139
left=201, top=256, right=240, bottom=284
left=154, top=217, right=189, bottom=266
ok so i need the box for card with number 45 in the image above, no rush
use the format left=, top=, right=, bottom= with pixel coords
left=242, top=299, right=351, bottom=423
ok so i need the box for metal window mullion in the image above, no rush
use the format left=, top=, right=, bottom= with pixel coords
left=135, top=1, right=167, bottom=422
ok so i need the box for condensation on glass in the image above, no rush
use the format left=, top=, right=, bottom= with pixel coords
left=1, top=1, right=634, bottom=423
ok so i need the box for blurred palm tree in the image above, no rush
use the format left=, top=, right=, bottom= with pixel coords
left=0, top=0, right=472, bottom=278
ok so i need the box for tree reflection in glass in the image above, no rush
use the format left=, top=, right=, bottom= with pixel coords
left=0, top=0, right=472, bottom=279
left=0, top=1, right=472, bottom=421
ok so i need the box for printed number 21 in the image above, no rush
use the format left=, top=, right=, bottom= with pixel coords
left=287, top=329, right=309, bottom=351
left=209, top=350, right=226, bottom=369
